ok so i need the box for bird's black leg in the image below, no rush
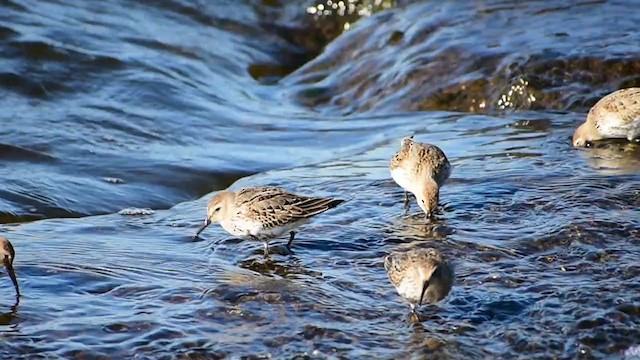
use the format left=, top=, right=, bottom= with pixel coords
left=250, top=235, right=269, bottom=257
left=425, top=210, right=437, bottom=223
left=286, top=231, right=295, bottom=251
left=404, top=191, right=410, bottom=211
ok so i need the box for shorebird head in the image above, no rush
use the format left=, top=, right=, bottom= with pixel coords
left=0, top=237, right=19, bottom=298
left=193, top=191, right=235, bottom=238
left=572, top=122, right=590, bottom=147
left=391, top=136, right=415, bottom=170
left=400, top=135, right=415, bottom=148
left=417, top=179, right=439, bottom=219
left=573, top=110, right=601, bottom=147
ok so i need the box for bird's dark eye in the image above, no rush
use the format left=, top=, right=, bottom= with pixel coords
left=213, top=207, right=221, bottom=213
left=394, top=261, right=402, bottom=272
left=585, top=141, right=592, bottom=148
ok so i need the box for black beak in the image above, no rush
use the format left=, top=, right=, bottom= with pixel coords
left=426, top=211, right=436, bottom=222
left=193, top=218, right=211, bottom=239
left=3, top=257, right=19, bottom=299
left=418, top=280, right=429, bottom=307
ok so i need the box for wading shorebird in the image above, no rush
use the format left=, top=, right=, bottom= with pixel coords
left=193, top=187, right=343, bottom=255
left=384, top=248, right=454, bottom=314
left=573, top=87, right=640, bottom=147
left=0, top=237, right=19, bottom=299
left=390, top=136, right=451, bottom=219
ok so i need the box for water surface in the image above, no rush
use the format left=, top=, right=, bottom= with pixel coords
left=1, top=0, right=639, bottom=358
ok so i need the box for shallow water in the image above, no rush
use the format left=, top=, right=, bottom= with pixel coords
left=1, top=0, right=640, bottom=358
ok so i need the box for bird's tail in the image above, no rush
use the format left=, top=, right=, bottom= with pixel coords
left=299, top=197, right=344, bottom=217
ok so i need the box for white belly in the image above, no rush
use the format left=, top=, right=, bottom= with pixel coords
left=626, top=116, right=640, bottom=140
left=391, top=166, right=418, bottom=194
left=395, top=277, right=422, bottom=305
left=599, top=113, right=640, bottom=139
left=263, top=219, right=309, bottom=239
left=219, top=217, right=309, bottom=241
left=219, top=218, right=262, bottom=238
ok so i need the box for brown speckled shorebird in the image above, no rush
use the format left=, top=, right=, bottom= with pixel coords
left=193, top=187, right=343, bottom=255
left=573, top=87, right=640, bottom=147
left=384, top=248, right=454, bottom=313
left=0, top=237, right=19, bottom=299
left=390, top=136, right=451, bottom=219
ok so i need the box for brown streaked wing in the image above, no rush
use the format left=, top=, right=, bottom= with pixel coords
left=235, top=187, right=288, bottom=207
left=619, top=91, right=640, bottom=125
left=598, top=88, right=640, bottom=125
left=412, top=248, right=444, bottom=268
left=294, top=197, right=344, bottom=217
left=244, top=193, right=310, bottom=229
left=242, top=191, right=342, bottom=230
left=385, top=251, right=410, bottom=287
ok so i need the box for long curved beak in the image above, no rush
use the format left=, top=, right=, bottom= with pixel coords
left=193, top=218, right=211, bottom=239
left=418, top=280, right=429, bottom=307
left=3, top=257, right=19, bottom=298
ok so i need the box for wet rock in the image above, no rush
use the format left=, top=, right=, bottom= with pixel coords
left=282, top=1, right=640, bottom=115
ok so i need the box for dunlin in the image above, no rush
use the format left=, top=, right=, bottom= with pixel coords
left=384, top=248, right=454, bottom=313
left=390, top=136, right=451, bottom=218
left=193, top=186, right=343, bottom=255
left=0, top=237, right=19, bottom=298
left=573, top=87, right=640, bottom=147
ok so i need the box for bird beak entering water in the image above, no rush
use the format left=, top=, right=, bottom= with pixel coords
left=3, top=256, right=19, bottom=298
left=418, top=280, right=429, bottom=307
left=193, top=218, right=211, bottom=239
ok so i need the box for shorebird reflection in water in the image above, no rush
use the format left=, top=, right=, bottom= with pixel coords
left=193, top=186, right=343, bottom=255
left=384, top=248, right=454, bottom=314
left=0, top=237, right=19, bottom=299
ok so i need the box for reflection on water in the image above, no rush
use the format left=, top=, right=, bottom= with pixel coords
left=0, top=304, right=18, bottom=326
left=0, top=0, right=639, bottom=358
left=581, top=142, right=640, bottom=175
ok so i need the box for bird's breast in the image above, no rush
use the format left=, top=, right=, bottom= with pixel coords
left=395, top=276, right=422, bottom=304
left=220, top=217, right=260, bottom=238
left=391, top=165, right=418, bottom=193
